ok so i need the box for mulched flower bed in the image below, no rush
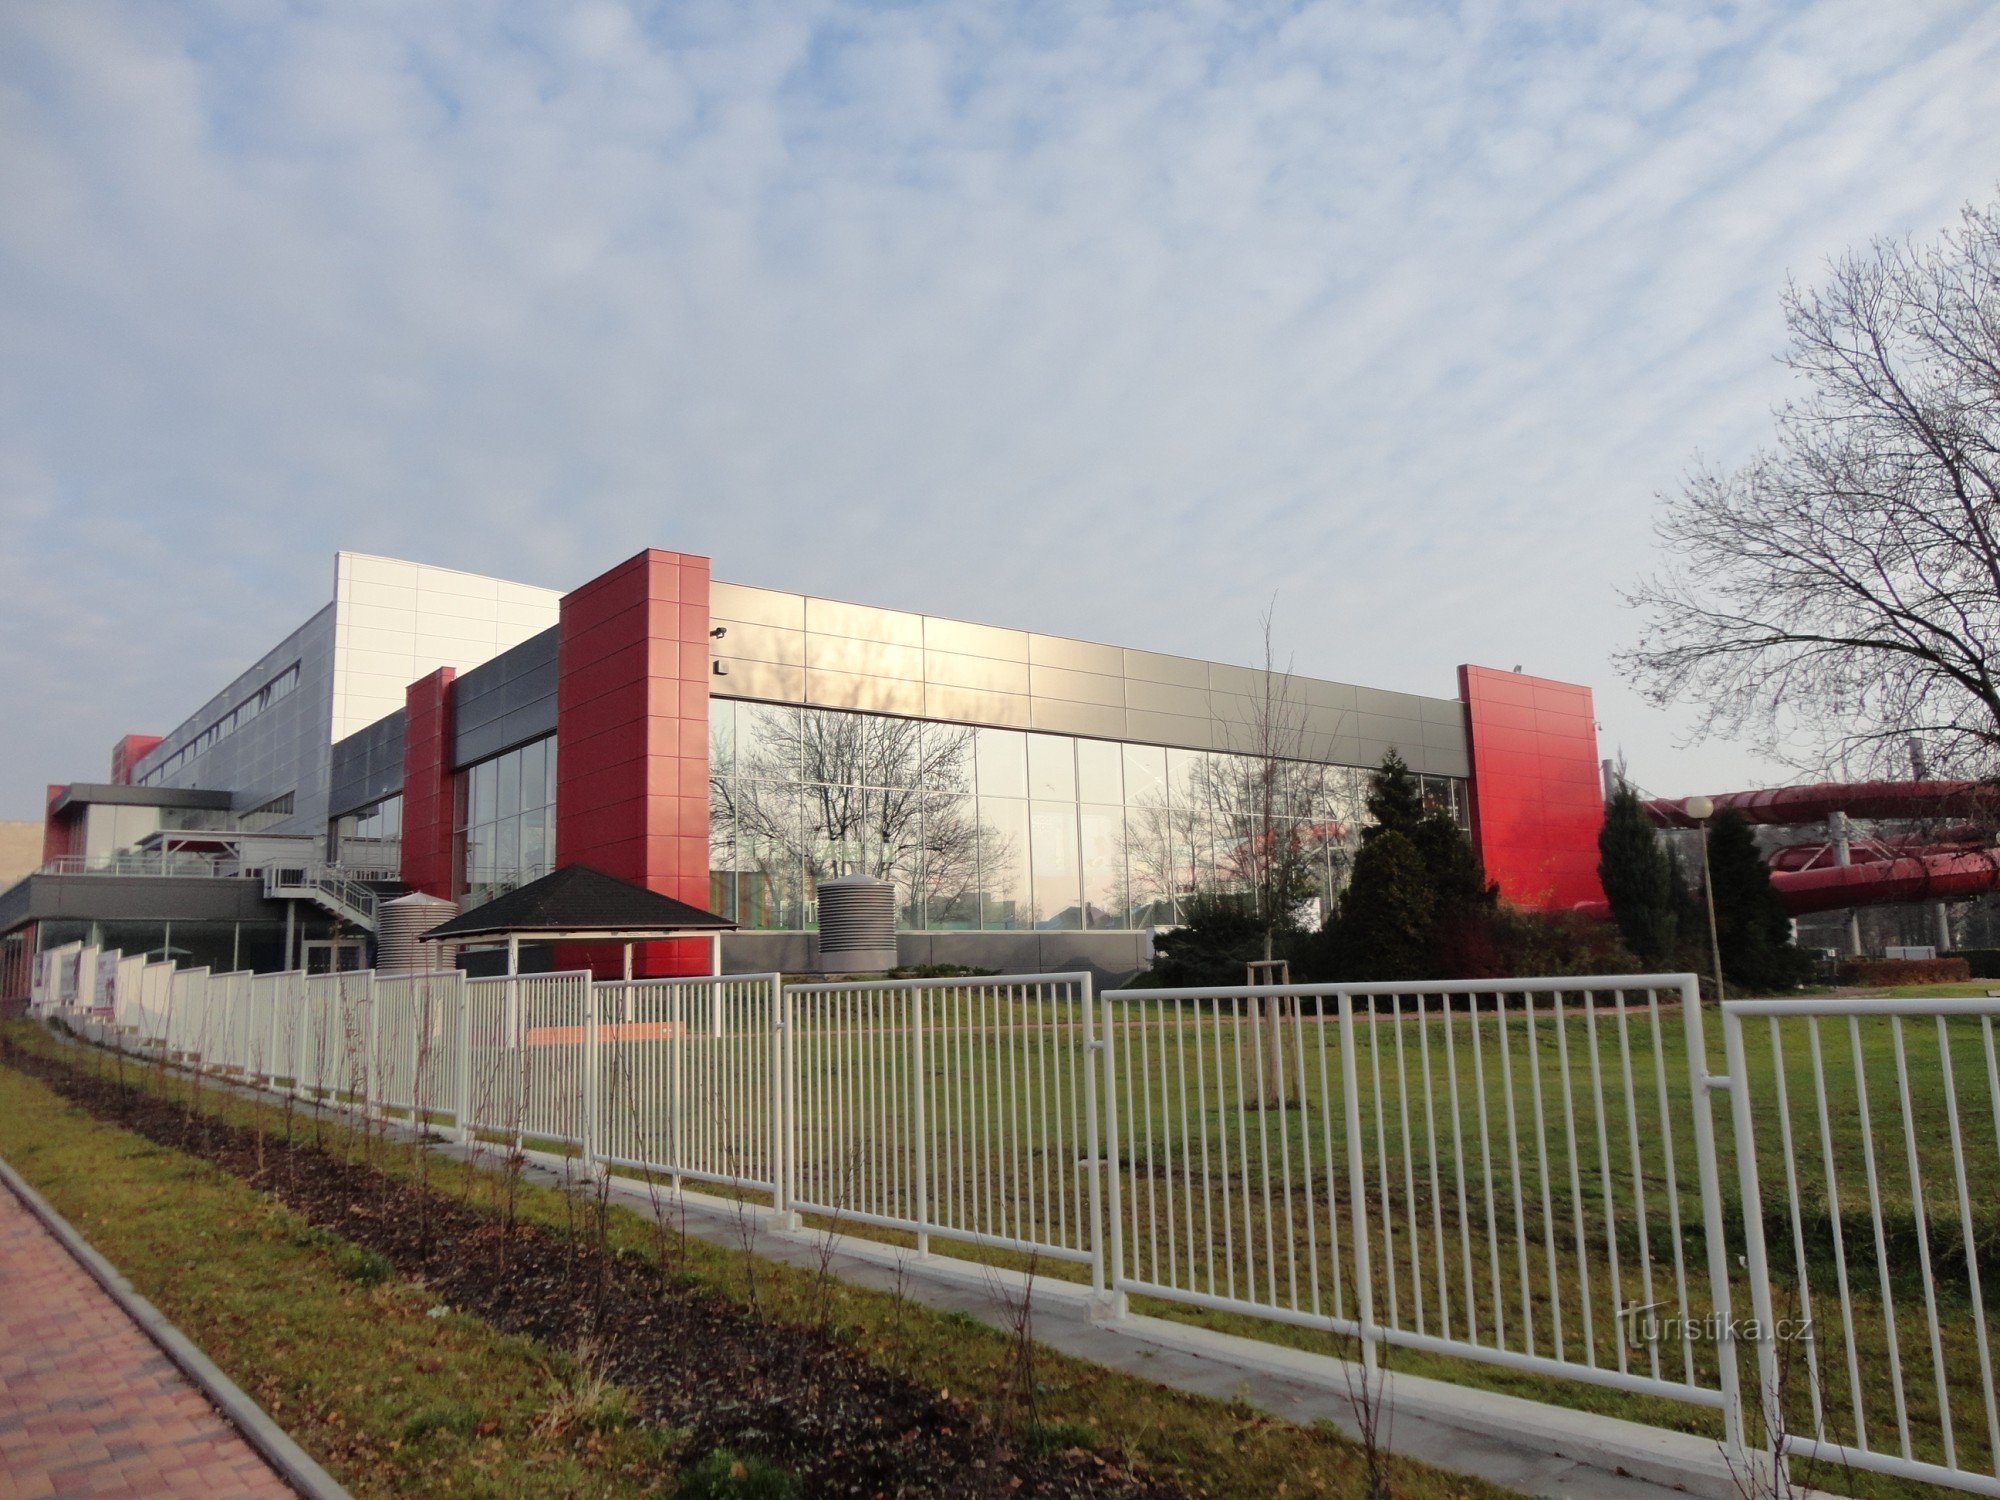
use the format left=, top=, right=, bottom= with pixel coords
left=7, top=1039, right=1187, bottom=1499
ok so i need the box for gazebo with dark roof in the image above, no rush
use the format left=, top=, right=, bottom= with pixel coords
left=422, top=864, right=735, bottom=976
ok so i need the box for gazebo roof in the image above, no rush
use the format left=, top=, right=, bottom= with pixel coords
left=421, top=864, right=736, bottom=943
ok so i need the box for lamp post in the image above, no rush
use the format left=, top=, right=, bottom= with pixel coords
left=1685, top=795, right=1725, bottom=1002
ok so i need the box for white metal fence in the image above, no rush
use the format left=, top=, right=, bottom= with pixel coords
left=30, top=948, right=2000, bottom=1493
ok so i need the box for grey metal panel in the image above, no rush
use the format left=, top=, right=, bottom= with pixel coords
left=805, top=597, right=924, bottom=646
left=805, top=636, right=924, bottom=680
left=923, top=650, right=1030, bottom=696
left=924, top=683, right=1032, bottom=727
left=1028, top=633, right=1122, bottom=675
left=1122, top=648, right=1209, bottom=688
left=1027, top=664, right=1125, bottom=707
left=1028, top=699, right=1127, bottom=740
left=923, top=616, right=1028, bottom=662
left=1356, top=713, right=1429, bottom=747
left=1420, top=695, right=1468, bottom=726
left=328, top=709, right=405, bottom=817
left=711, top=582, right=806, bottom=631
left=715, top=621, right=805, bottom=667
left=1303, top=679, right=1360, bottom=711
left=1126, top=709, right=1217, bottom=750
left=1415, top=742, right=1472, bottom=778
left=450, top=625, right=558, bottom=770
left=1125, top=679, right=1210, bottom=717
left=3, top=874, right=291, bottom=929
left=721, top=659, right=805, bottom=701
left=804, top=670, right=925, bottom=716
left=51, top=784, right=236, bottom=813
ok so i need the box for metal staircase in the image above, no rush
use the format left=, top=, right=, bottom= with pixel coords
left=262, top=863, right=380, bottom=931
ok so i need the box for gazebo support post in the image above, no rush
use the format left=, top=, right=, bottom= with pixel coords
left=709, top=933, right=721, bottom=977
left=623, top=943, right=633, bottom=981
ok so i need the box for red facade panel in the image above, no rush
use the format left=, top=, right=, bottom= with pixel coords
left=41, top=785, right=73, bottom=867
left=109, top=734, right=162, bottom=786
left=400, top=667, right=459, bottom=899
left=1458, top=665, right=1605, bottom=909
left=555, top=549, right=712, bottom=976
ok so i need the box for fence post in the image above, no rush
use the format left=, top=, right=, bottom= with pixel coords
left=456, top=976, right=473, bottom=1145
left=1338, top=989, right=1377, bottom=1373
left=365, top=970, right=381, bottom=1118
left=911, top=983, right=929, bottom=1257
left=1719, top=998, right=1784, bottom=1482
left=1088, top=972, right=1123, bottom=1319
left=583, top=978, right=600, bottom=1176
left=773, top=977, right=796, bottom=1226
left=1682, top=976, right=1750, bottom=1462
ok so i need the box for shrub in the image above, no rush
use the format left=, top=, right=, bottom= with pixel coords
left=1836, top=957, right=1971, bottom=986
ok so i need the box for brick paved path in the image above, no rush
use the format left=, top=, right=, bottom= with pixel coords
left=0, top=1183, right=296, bottom=1498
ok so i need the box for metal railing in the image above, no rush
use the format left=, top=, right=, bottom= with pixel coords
left=1720, top=994, right=2000, bottom=1496
left=36, top=950, right=2000, bottom=1495
left=1102, top=977, right=1737, bottom=1419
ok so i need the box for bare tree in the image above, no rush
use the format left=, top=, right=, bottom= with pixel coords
left=713, top=704, right=1014, bottom=924
left=1621, top=197, right=2000, bottom=780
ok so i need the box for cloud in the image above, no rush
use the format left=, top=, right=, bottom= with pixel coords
left=2, top=0, right=1999, bottom=813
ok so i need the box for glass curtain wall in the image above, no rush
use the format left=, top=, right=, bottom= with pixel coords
left=708, top=698, right=1467, bottom=933
left=330, top=794, right=403, bottom=872
left=456, top=737, right=558, bottom=906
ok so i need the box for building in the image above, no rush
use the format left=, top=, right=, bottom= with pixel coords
left=1, top=548, right=1604, bottom=992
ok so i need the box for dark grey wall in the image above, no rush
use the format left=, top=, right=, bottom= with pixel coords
left=721, top=929, right=1153, bottom=986
left=0, top=873, right=291, bottom=930
left=327, top=710, right=406, bottom=819
left=452, top=625, right=558, bottom=769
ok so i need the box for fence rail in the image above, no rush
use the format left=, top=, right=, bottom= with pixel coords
left=26, top=941, right=2000, bottom=1494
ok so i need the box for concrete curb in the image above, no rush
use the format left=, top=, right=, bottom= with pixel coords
left=0, top=1155, right=351, bottom=1500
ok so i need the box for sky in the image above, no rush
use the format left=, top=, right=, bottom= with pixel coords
left=4, top=0, right=2000, bottom=818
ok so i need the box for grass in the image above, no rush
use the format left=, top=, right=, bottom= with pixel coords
left=0, top=1061, right=677, bottom=1497
left=68, top=978, right=2000, bottom=1497
left=1, top=1023, right=1513, bottom=1500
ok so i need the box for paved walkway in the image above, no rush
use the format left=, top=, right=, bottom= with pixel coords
left=0, top=1184, right=294, bottom=1499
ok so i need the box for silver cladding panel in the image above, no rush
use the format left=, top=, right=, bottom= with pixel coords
left=711, top=581, right=1469, bottom=777
left=132, top=605, right=338, bottom=836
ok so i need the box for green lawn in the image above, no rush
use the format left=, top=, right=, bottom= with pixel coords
left=1, top=1023, right=1516, bottom=1500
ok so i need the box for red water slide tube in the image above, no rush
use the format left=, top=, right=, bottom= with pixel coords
left=1645, top=780, right=2000, bottom=828
left=1632, top=780, right=2000, bottom=916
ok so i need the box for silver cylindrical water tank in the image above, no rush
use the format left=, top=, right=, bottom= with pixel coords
left=378, top=892, right=459, bottom=972
left=813, top=874, right=898, bottom=973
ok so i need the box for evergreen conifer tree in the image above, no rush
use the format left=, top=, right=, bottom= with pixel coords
left=1597, top=786, right=1680, bottom=969
left=1332, top=829, right=1435, bottom=981
left=1705, top=807, right=1807, bottom=992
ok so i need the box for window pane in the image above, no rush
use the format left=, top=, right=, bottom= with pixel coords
left=1030, top=800, right=1081, bottom=929
left=517, top=739, right=546, bottom=811
left=864, top=716, right=924, bottom=789
left=917, top=793, right=980, bottom=929
left=520, top=807, right=549, bottom=881
left=738, top=703, right=802, bottom=782
left=1076, top=739, right=1122, bottom=804
left=470, top=760, right=496, bottom=826
left=491, top=819, right=520, bottom=885
left=1123, top=744, right=1167, bottom=809
left=709, top=698, right=736, bottom=781
left=1026, top=734, right=1076, bottom=802
left=922, top=723, right=977, bottom=796
left=496, top=751, right=522, bottom=821
left=975, top=728, right=1027, bottom=799
left=977, top=797, right=1031, bottom=930
left=1079, top=803, right=1126, bottom=929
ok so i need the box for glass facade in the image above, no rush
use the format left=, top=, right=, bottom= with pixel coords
left=455, top=737, right=557, bottom=906
left=330, top=793, right=403, bottom=872
left=708, top=698, right=1467, bottom=933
